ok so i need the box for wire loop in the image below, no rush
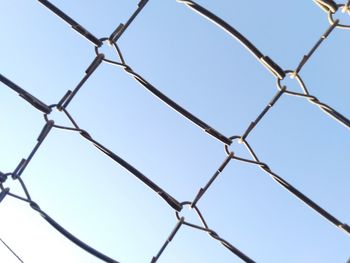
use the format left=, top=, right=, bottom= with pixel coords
left=328, top=4, right=350, bottom=29
left=277, top=70, right=309, bottom=95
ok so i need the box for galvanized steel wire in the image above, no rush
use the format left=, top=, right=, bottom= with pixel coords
left=1, top=0, right=349, bottom=262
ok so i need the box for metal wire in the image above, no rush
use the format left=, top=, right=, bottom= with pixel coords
left=93, top=41, right=232, bottom=145
left=0, top=0, right=349, bottom=262
left=0, top=238, right=24, bottom=263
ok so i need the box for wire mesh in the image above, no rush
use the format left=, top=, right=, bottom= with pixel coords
left=1, top=0, right=350, bottom=262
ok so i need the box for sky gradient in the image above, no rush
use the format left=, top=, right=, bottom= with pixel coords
left=1, top=0, right=350, bottom=262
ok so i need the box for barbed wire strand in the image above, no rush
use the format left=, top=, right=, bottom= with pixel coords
left=0, top=0, right=349, bottom=262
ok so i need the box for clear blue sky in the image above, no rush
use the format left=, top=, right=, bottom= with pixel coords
left=1, top=0, right=350, bottom=262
